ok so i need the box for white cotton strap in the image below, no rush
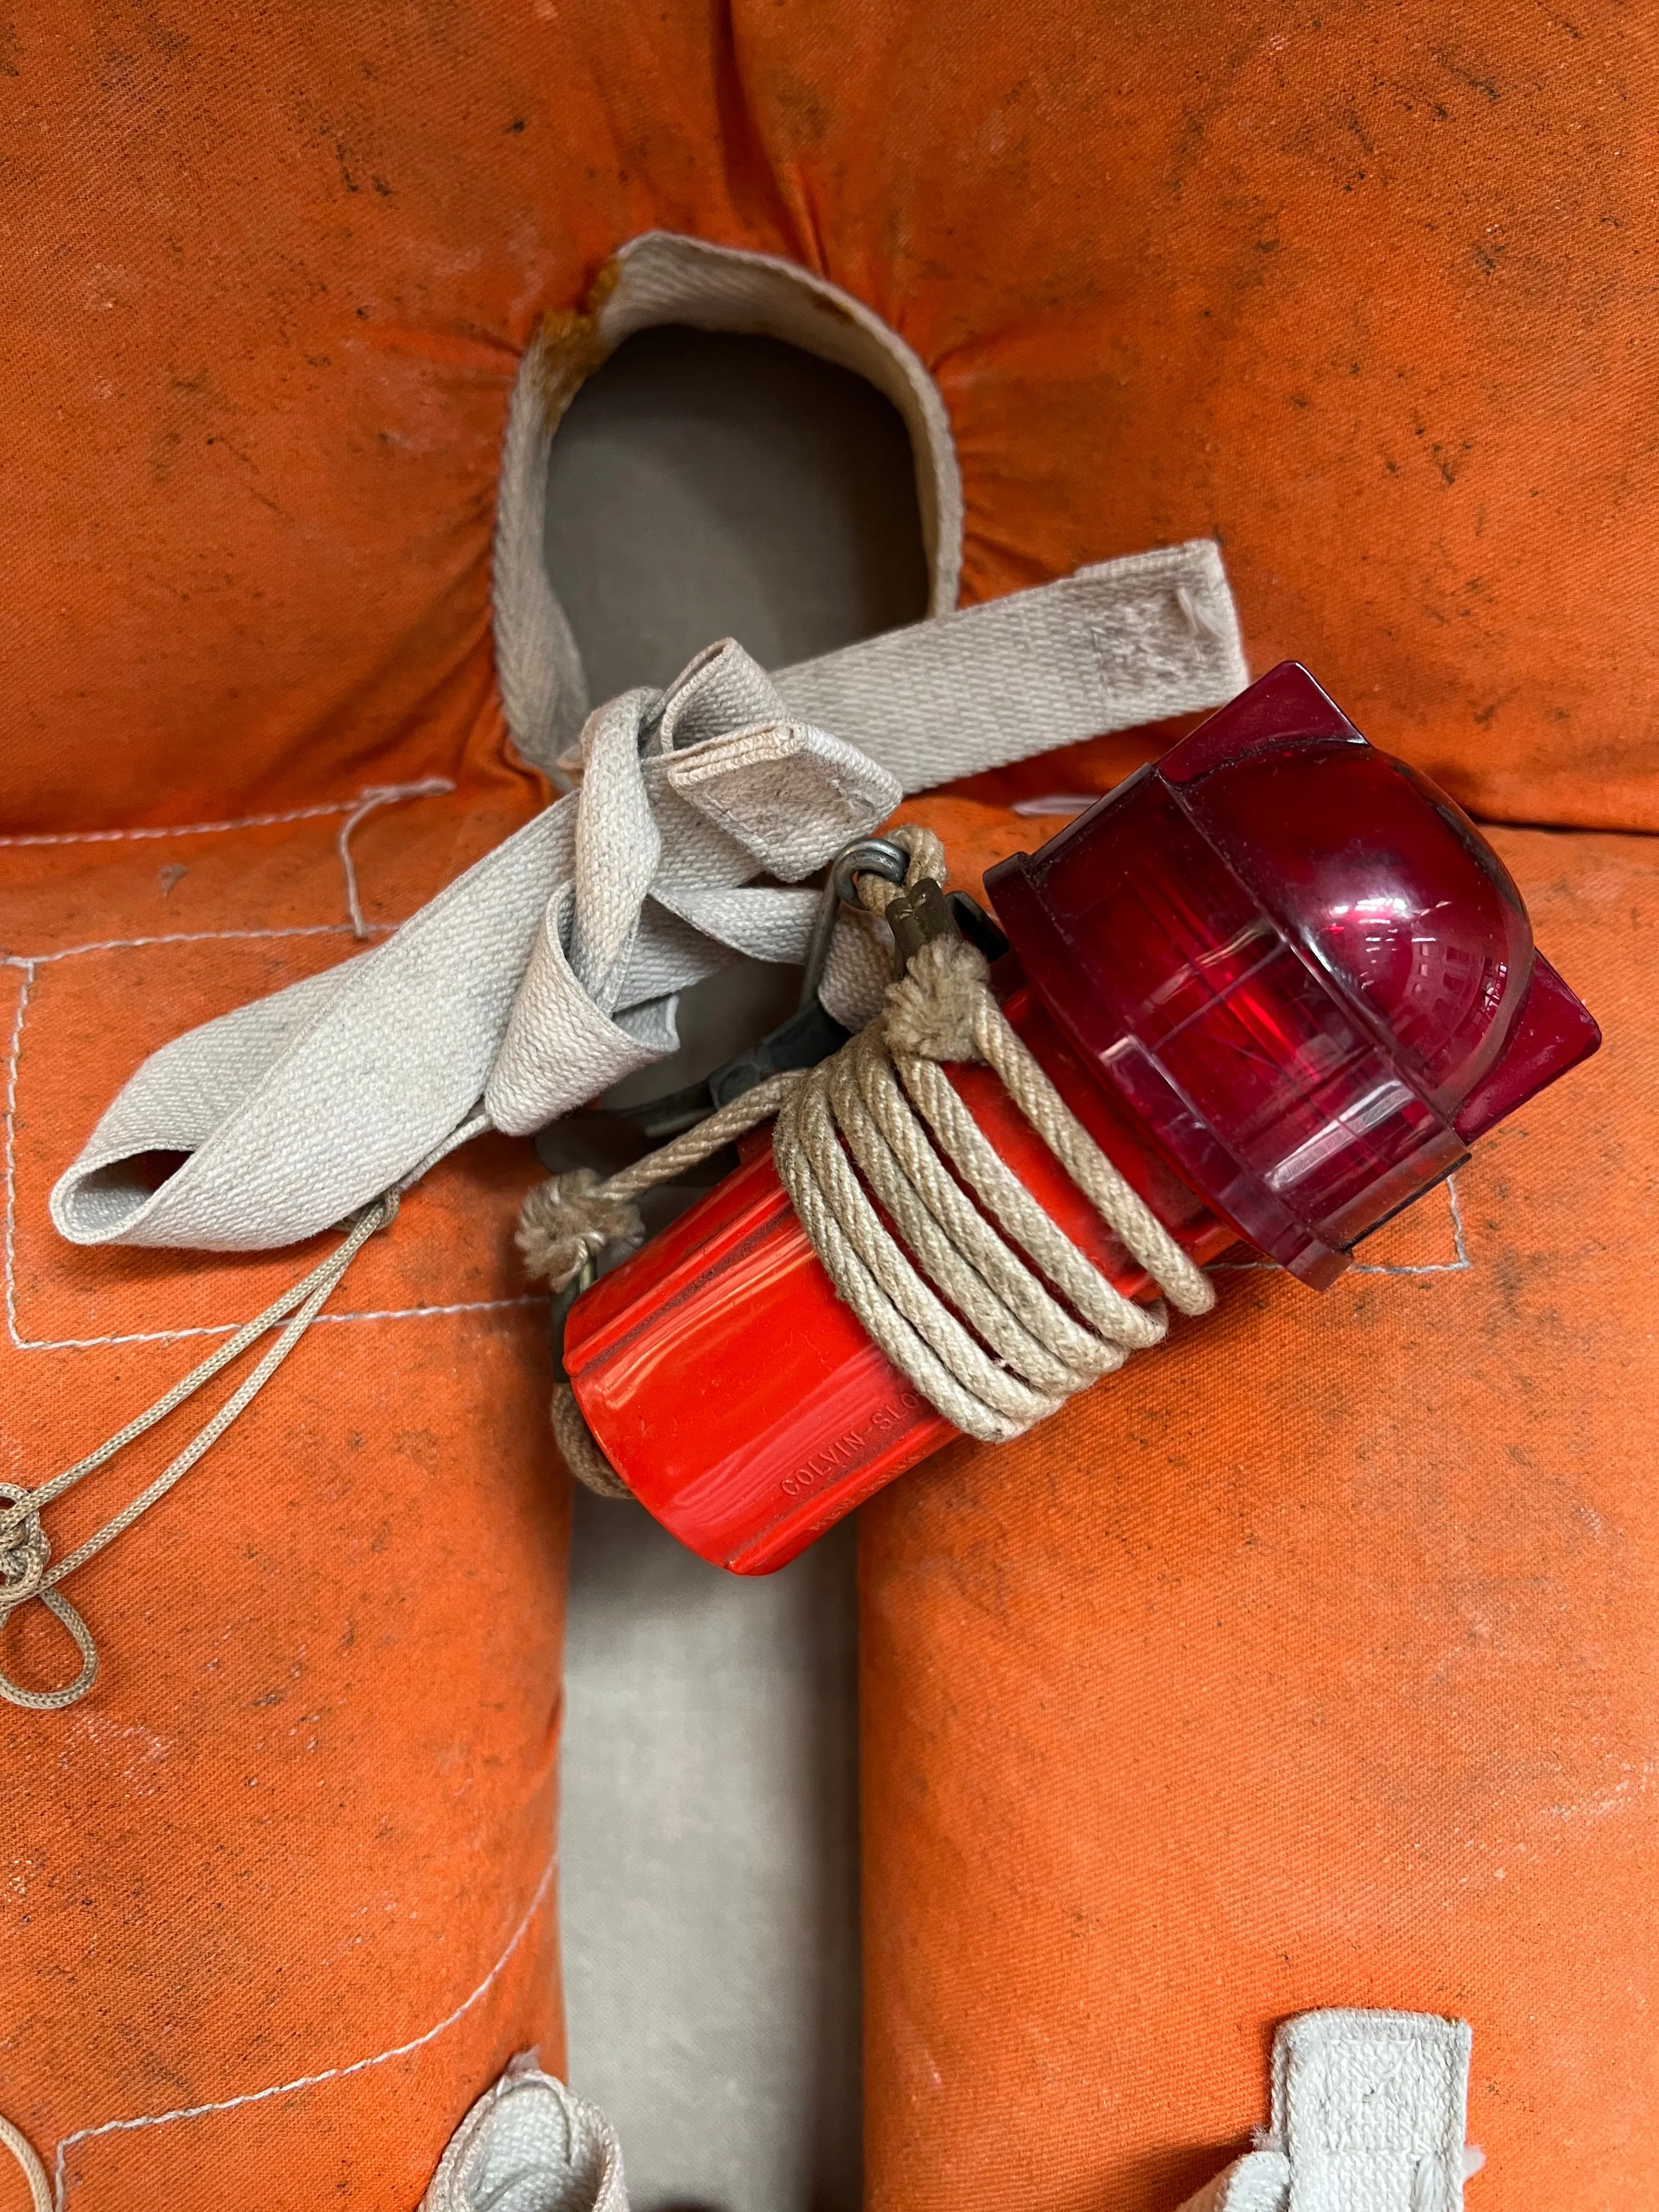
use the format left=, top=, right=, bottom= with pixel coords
left=774, top=539, right=1243, bottom=789
left=594, top=231, right=964, bottom=623
left=492, top=228, right=967, bottom=772
left=420, top=2054, right=627, bottom=2212
left=50, top=551, right=1244, bottom=1254
left=1182, top=2153, right=1294, bottom=2212
left=489, top=234, right=1245, bottom=786
left=1273, top=2012, right=1477, bottom=2212
left=1181, top=2012, right=1482, bottom=2212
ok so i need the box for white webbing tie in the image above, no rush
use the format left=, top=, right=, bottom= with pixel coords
left=0, top=1197, right=396, bottom=1711
left=520, top=830, right=1215, bottom=1488
left=49, top=545, right=1245, bottom=1255
left=1180, top=2012, right=1483, bottom=2212
left=420, top=2052, right=627, bottom=2212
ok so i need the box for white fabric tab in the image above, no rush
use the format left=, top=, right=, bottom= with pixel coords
left=1277, top=2012, right=1474, bottom=2212
left=52, top=550, right=1245, bottom=1252
left=1179, top=2012, right=1480, bottom=2212
left=420, top=2053, right=627, bottom=2212
left=1182, top=2151, right=1294, bottom=2212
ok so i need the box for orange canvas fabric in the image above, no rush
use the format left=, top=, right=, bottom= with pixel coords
left=4, top=2, right=1655, bottom=837
left=3, top=1, right=1655, bottom=2206
left=0, top=770, right=564, bottom=2207
left=862, top=807, right=1658, bottom=2209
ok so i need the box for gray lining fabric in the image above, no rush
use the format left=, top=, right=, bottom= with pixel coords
left=546, top=325, right=905, bottom=2212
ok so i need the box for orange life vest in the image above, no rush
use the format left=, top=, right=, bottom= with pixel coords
left=3, top=3, right=1653, bottom=2207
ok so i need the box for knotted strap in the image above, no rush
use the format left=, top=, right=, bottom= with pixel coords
left=50, top=545, right=1244, bottom=1256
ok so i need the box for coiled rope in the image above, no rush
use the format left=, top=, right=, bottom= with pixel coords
left=518, top=827, right=1215, bottom=1493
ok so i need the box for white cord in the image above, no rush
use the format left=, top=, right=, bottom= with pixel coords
left=0, top=1196, right=397, bottom=1712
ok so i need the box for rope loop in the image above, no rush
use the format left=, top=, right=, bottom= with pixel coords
left=0, top=2107, right=50, bottom=2212
left=0, top=1590, right=100, bottom=1716
left=0, top=1480, right=99, bottom=1711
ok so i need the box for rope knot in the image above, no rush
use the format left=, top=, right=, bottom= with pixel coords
left=0, top=1485, right=49, bottom=1610
left=517, top=1169, right=647, bottom=1294
left=882, top=933, right=989, bottom=1064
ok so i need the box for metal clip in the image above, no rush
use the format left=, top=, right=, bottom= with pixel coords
left=884, top=875, right=960, bottom=972
left=535, top=833, right=914, bottom=1180
left=797, top=834, right=911, bottom=1012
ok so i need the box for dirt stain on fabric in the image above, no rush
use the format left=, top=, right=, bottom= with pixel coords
left=536, top=257, right=620, bottom=432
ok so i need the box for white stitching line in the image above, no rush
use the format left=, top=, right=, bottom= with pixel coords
left=1448, top=1175, right=1470, bottom=1262
left=5, top=926, right=376, bottom=973
left=0, top=802, right=352, bottom=848
left=51, top=1848, right=557, bottom=2208
left=2, top=928, right=533, bottom=1353
left=1209, top=1175, right=1472, bottom=1276
left=0, top=781, right=455, bottom=850
left=4, top=771, right=454, bottom=951
left=337, top=779, right=456, bottom=940
left=311, top=1298, right=538, bottom=1325
left=18, top=1298, right=542, bottom=1354
left=4, top=921, right=386, bottom=969
left=1355, top=1173, right=1471, bottom=1276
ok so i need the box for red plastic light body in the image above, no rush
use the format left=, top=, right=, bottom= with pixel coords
left=562, top=665, right=1600, bottom=1573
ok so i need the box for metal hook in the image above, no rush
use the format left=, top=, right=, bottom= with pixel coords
left=535, top=833, right=916, bottom=1180
left=797, top=835, right=910, bottom=1012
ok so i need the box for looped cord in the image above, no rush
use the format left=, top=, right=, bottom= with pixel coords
left=0, top=1193, right=397, bottom=1713
left=0, top=2108, right=50, bottom=2212
left=520, top=827, right=1215, bottom=1490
